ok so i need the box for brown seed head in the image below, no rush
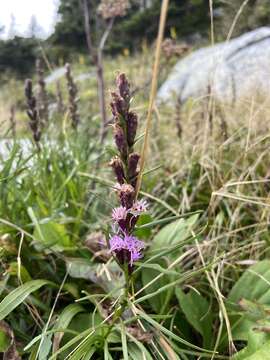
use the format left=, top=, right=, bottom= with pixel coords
left=98, top=0, right=130, bottom=19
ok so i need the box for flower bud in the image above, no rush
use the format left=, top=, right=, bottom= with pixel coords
left=110, top=156, right=125, bottom=184
left=111, top=92, right=127, bottom=117
left=117, top=73, right=130, bottom=103
left=128, top=152, right=140, bottom=185
left=118, top=184, right=135, bottom=209
left=114, top=124, right=128, bottom=158
left=126, top=112, right=138, bottom=147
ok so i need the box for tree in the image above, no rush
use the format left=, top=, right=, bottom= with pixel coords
left=8, top=14, right=17, bottom=39
left=82, top=0, right=129, bottom=140
left=51, top=0, right=213, bottom=54
left=27, top=15, right=45, bottom=39
left=0, top=23, right=5, bottom=35
left=217, top=0, right=270, bottom=38
left=0, top=37, right=38, bottom=77
left=50, top=0, right=87, bottom=48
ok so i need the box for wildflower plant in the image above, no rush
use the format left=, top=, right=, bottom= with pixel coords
left=109, top=73, right=147, bottom=275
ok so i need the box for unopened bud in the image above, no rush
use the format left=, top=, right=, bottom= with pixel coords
left=119, top=184, right=135, bottom=209
left=110, top=156, right=125, bottom=184
left=114, top=124, right=128, bottom=158
left=126, top=112, right=138, bottom=147
left=111, top=92, right=127, bottom=117
left=117, top=73, right=130, bottom=103
left=128, top=153, right=140, bottom=185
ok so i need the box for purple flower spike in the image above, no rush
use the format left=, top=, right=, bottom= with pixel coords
left=110, top=234, right=145, bottom=266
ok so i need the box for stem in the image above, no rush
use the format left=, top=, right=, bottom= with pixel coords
left=82, top=0, right=114, bottom=143
left=97, top=18, right=114, bottom=142
left=82, top=0, right=94, bottom=55
left=103, top=265, right=131, bottom=341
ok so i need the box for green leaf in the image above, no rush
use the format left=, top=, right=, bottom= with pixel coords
left=66, top=258, right=124, bottom=297
left=228, top=260, right=270, bottom=304
left=0, top=280, right=49, bottom=321
left=128, top=343, right=153, bottom=360
left=135, top=262, right=179, bottom=276
left=136, top=308, right=213, bottom=354
left=227, top=260, right=270, bottom=341
left=121, top=321, right=129, bottom=360
left=0, top=321, right=20, bottom=358
left=141, top=258, right=174, bottom=313
left=233, top=330, right=270, bottom=360
left=104, top=342, right=113, bottom=360
left=151, top=214, right=199, bottom=251
left=176, top=288, right=213, bottom=348
left=33, top=221, right=72, bottom=252
left=55, top=313, right=103, bottom=360
left=125, top=330, right=153, bottom=360
left=38, top=333, right=52, bottom=360
left=8, top=262, right=32, bottom=282
left=56, top=304, right=85, bottom=330
left=134, top=214, right=152, bottom=239
left=53, top=304, right=85, bottom=352
left=138, top=215, right=201, bottom=312
left=0, top=324, right=11, bottom=352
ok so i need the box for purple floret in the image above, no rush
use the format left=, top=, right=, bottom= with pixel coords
left=112, top=206, right=128, bottom=231
left=130, top=199, right=148, bottom=216
left=110, top=234, right=145, bottom=265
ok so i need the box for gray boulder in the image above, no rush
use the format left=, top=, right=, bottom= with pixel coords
left=157, top=27, right=270, bottom=104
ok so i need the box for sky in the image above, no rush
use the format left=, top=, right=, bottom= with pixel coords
left=0, top=0, right=59, bottom=39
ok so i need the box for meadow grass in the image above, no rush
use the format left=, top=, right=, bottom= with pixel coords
left=1, top=42, right=270, bottom=359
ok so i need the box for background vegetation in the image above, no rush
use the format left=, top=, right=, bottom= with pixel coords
left=1, top=0, right=270, bottom=359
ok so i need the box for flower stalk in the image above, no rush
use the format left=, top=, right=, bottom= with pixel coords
left=25, top=79, right=41, bottom=150
left=36, top=58, right=49, bottom=126
left=108, top=73, right=147, bottom=275
left=65, top=63, right=80, bottom=129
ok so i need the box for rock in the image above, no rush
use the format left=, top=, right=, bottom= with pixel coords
left=45, top=67, right=66, bottom=84
left=44, top=67, right=94, bottom=84
left=157, top=27, right=270, bottom=105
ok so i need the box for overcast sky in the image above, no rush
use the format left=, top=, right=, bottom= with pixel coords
left=0, top=0, right=59, bottom=39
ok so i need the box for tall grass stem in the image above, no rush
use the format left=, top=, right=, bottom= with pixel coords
left=135, top=0, right=169, bottom=199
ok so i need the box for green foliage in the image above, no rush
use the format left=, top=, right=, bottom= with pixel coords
left=233, top=331, right=270, bottom=360
left=51, top=0, right=212, bottom=55
left=32, top=219, right=72, bottom=252
left=227, top=260, right=270, bottom=341
left=150, top=214, right=199, bottom=251
left=50, top=0, right=87, bottom=52
left=176, top=288, right=213, bottom=348
left=0, top=280, right=50, bottom=321
left=217, top=0, right=270, bottom=38
left=0, top=327, right=11, bottom=352
left=0, top=36, right=38, bottom=78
